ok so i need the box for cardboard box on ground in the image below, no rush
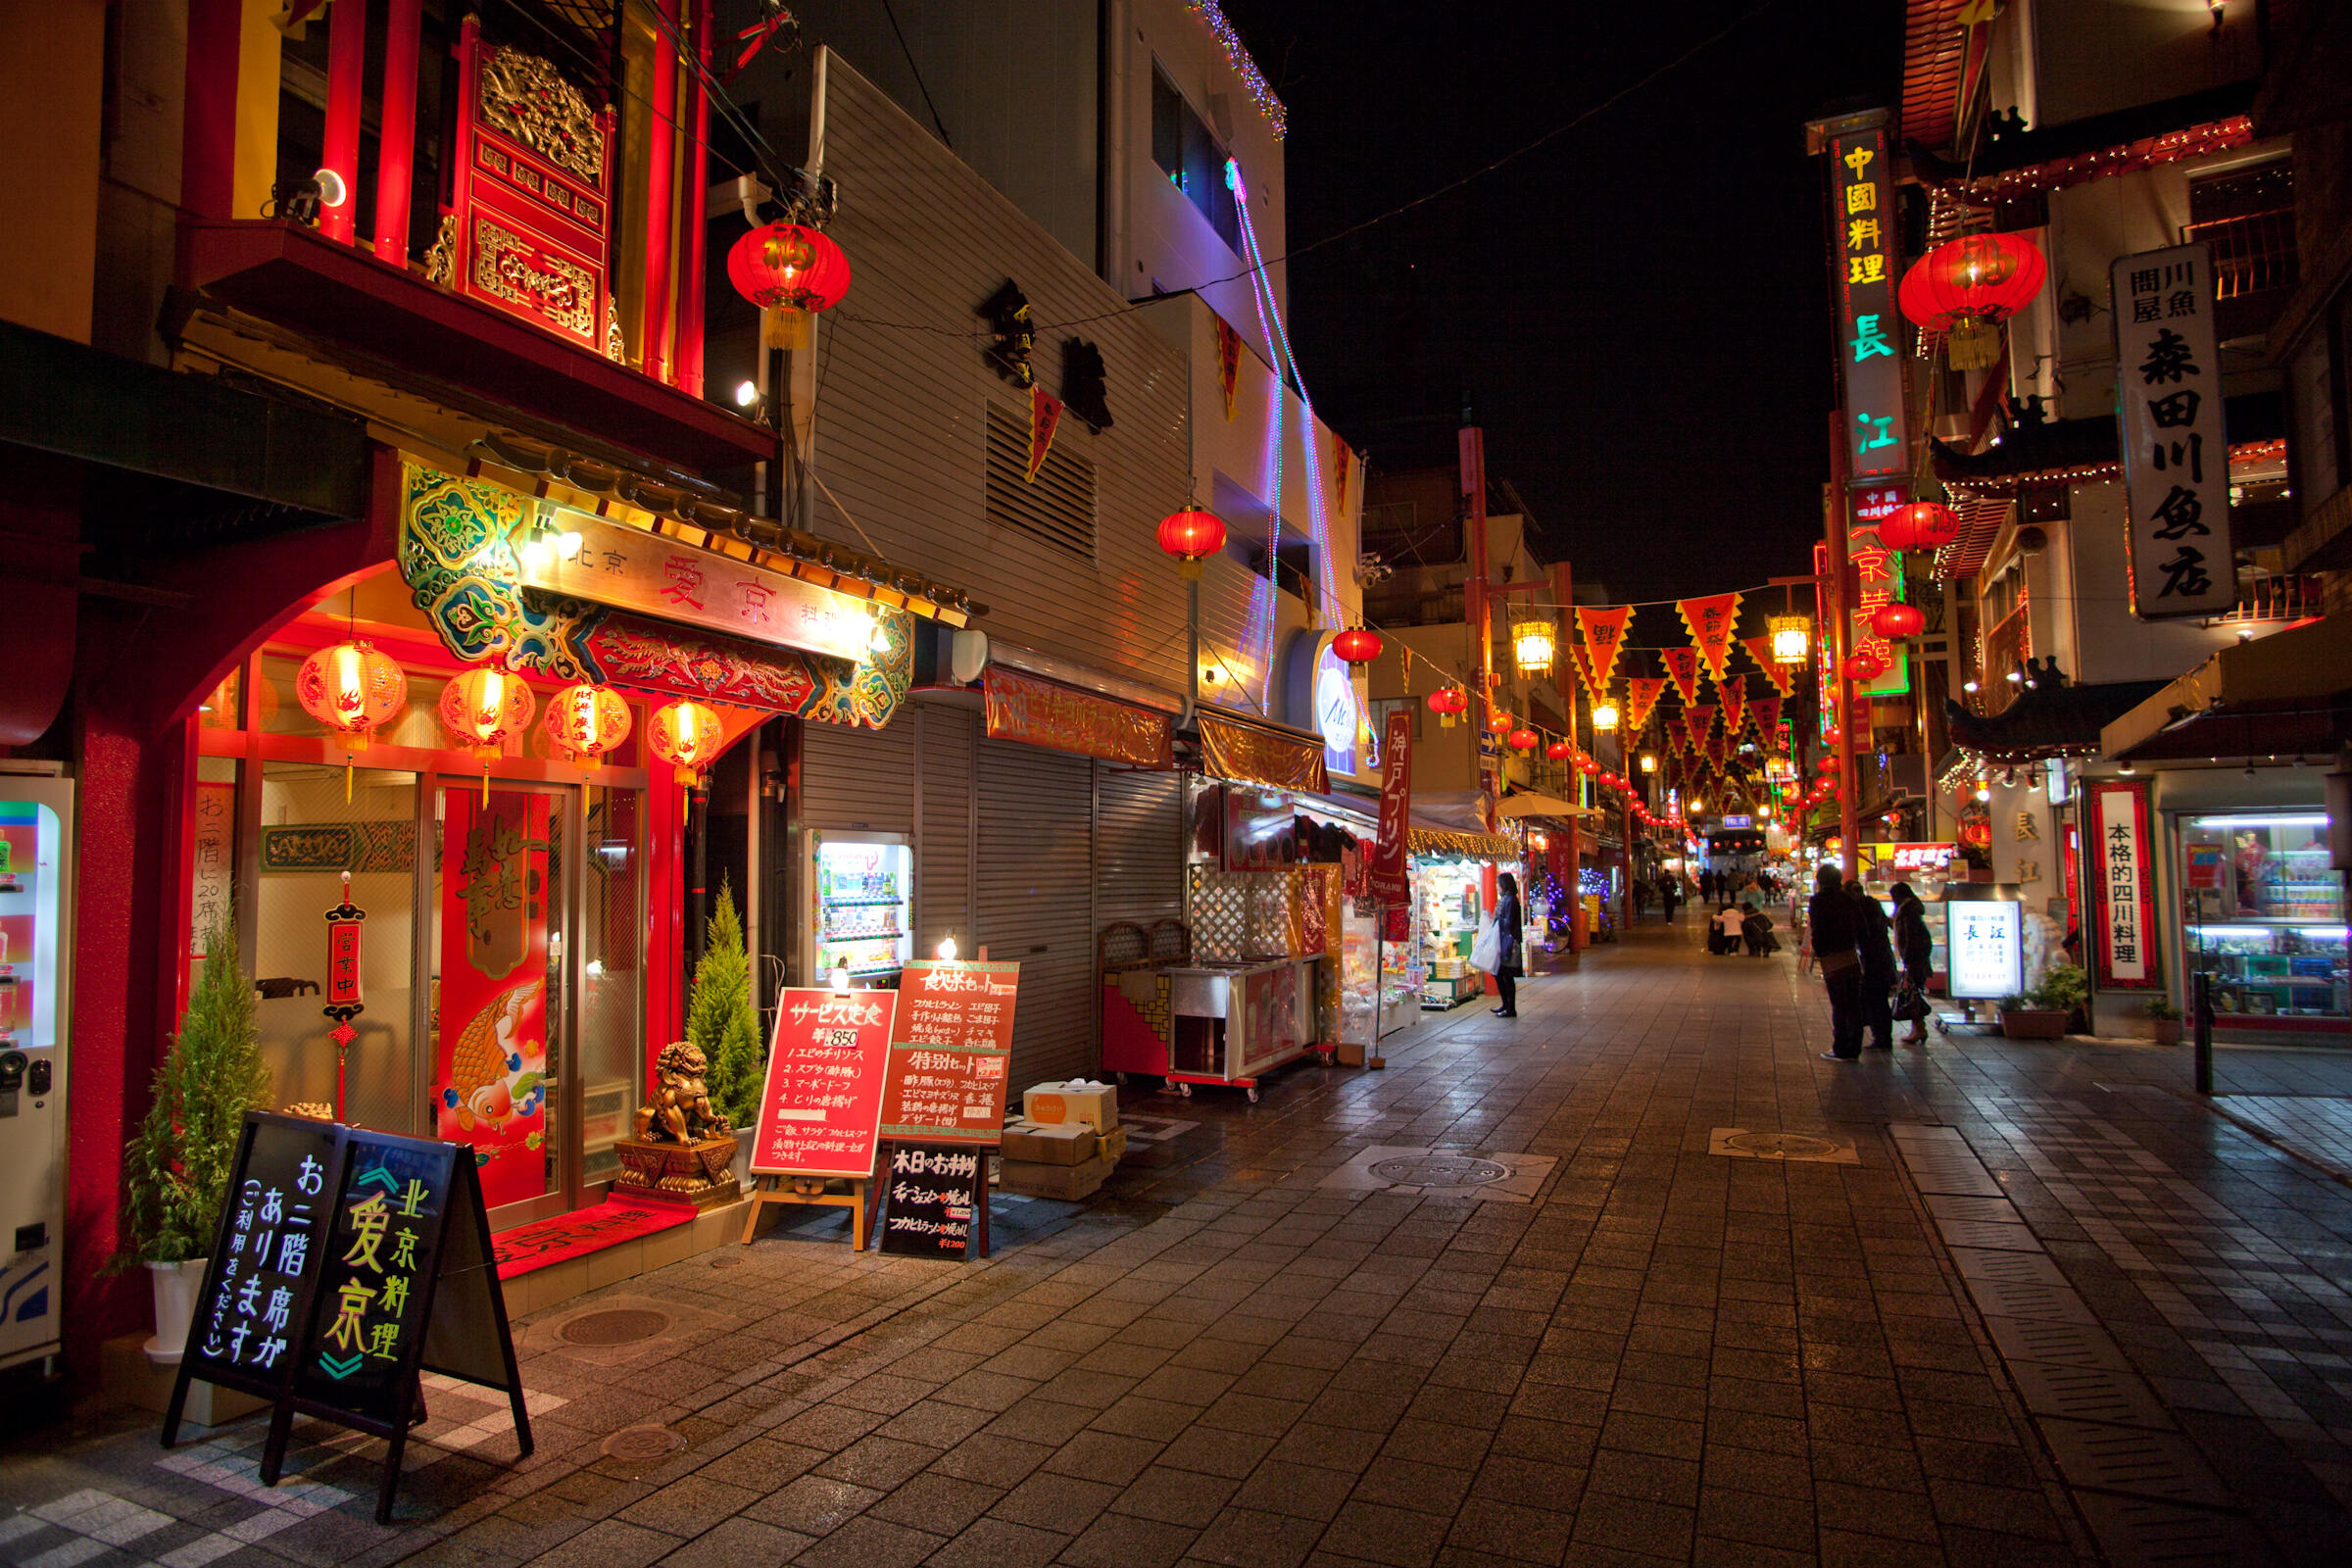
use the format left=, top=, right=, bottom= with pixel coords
left=1002, top=1082, right=1124, bottom=1198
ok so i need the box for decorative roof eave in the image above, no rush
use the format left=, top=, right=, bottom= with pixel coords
left=472, top=431, right=985, bottom=627
left=1914, top=116, right=2255, bottom=211
left=1943, top=680, right=2171, bottom=763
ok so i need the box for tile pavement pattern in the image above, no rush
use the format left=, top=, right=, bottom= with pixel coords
left=4, top=918, right=2351, bottom=1567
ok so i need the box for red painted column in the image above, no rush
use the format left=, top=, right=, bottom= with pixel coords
left=318, top=0, right=368, bottom=244
left=640, top=0, right=679, bottom=382
left=373, top=0, right=423, bottom=262
left=181, top=0, right=243, bottom=220
left=675, top=0, right=712, bottom=396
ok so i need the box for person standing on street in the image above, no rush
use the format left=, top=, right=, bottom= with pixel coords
left=1491, top=872, right=1525, bottom=1018
left=1810, top=865, right=1865, bottom=1059
left=1848, top=878, right=1898, bottom=1051
left=1891, top=881, right=1934, bottom=1044
left=1658, top=874, right=1680, bottom=923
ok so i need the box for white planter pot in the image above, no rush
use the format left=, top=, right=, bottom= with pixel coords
left=144, top=1258, right=207, bottom=1366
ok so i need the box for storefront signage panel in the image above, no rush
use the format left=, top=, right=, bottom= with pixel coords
left=982, top=668, right=1171, bottom=769
left=1946, top=897, right=2023, bottom=1000
left=2112, top=244, right=2233, bottom=619
left=1370, top=710, right=1413, bottom=906
left=752, top=988, right=899, bottom=1178
left=1827, top=121, right=1907, bottom=480
left=877, top=1144, right=986, bottom=1260
left=191, top=780, right=235, bottom=958
left=2089, top=780, right=2161, bottom=989
left=878, top=960, right=1017, bottom=1144
left=1848, top=484, right=1910, bottom=699
left=522, top=514, right=874, bottom=663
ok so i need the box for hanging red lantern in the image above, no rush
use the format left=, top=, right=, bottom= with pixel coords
left=1331, top=627, right=1384, bottom=663
left=1507, top=727, right=1540, bottom=751
left=648, top=698, right=726, bottom=787
left=1155, top=508, right=1228, bottom=579
left=1488, top=710, right=1513, bottom=735
left=1544, top=740, right=1572, bottom=760
left=296, top=638, right=408, bottom=801
left=1840, top=652, right=1886, bottom=682
left=1871, top=602, right=1926, bottom=640
left=440, top=669, right=537, bottom=802
left=1879, top=501, right=1959, bottom=553
left=1426, top=688, right=1467, bottom=728
left=728, top=222, right=851, bottom=349
left=542, top=682, right=633, bottom=767
left=1898, top=232, right=2046, bottom=369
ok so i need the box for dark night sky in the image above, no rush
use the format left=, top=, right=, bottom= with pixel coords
left=1218, top=0, right=1905, bottom=603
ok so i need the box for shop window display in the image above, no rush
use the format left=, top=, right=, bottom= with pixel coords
left=2181, top=813, right=2347, bottom=1020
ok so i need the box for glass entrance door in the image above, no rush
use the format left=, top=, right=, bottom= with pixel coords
left=431, top=780, right=569, bottom=1228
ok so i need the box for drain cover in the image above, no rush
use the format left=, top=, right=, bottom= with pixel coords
left=1724, top=1132, right=1841, bottom=1159
left=1369, top=1153, right=1509, bottom=1187
left=562, top=1308, right=670, bottom=1346
left=600, top=1424, right=686, bottom=1462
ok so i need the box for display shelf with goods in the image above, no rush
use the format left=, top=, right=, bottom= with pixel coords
left=808, top=834, right=912, bottom=987
left=1413, top=856, right=1491, bottom=1009
left=2180, top=813, right=2348, bottom=1023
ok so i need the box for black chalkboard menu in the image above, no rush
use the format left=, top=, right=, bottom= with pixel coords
left=164, top=1114, right=530, bottom=1522
left=876, top=1143, right=988, bottom=1261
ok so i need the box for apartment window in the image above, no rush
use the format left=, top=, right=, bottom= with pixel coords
left=985, top=402, right=1098, bottom=558
left=1151, top=65, right=1243, bottom=255
left=2184, top=162, right=2298, bottom=301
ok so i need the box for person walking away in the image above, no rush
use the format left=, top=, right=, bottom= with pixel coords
left=1809, top=865, right=1865, bottom=1059
left=1891, top=880, right=1934, bottom=1044
left=1847, top=879, right=1898, bottom=1051
left=1659, top=874, right=1680, bottom=923
left=1490, top=872, right=1525, bottom=1017
left=1631, top=879, right=1649, bottom=922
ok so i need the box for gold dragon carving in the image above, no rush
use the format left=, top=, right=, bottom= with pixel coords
left=477, top=44, right=603, bottom=185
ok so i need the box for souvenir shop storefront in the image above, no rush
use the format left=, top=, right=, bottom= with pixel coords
left=180, top=457, right=963, bottom=1233
left=1391, top=827, right=1528, bottom=1015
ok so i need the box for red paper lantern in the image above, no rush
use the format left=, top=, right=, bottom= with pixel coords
left=297, top=639, right=406, bottom=751
left=1488, top=710, right=1513, bottom=735
left=648, top=698, right=726, bottom=787
left=1507, top=727, right=1540, bottom=751
left=1898, top=233, right=2046, bottom=369
left=1880, top=501, right=1959, bottom=552
left=1840, top=652, right=1886, bottom=682
left=727, top=222, right=852, bottom=314
left=1331, top=628, right=1383, bottom=663
left=1156, top=508, right=1228, bottom=579
left=543, top=682, right=633, bottom=767
left=1544, top=741, right=1572, bottom=760
left=1427, top=688, right=1467, bottom=728
left=438, top=668, right=537, bottom=756
left=1871, top=602, right=1925, bottom=640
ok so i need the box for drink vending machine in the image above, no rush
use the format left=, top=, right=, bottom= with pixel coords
left=802, top=830, right=912, bottom=988
left=0, top=762, right=73, bottom=1375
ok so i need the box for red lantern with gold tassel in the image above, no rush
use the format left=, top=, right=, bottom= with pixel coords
left=296, top=638, right=407, bottom=801
left=727, top=221, right=851, bottom=350
left=648, top=698, right=726, bottom=787
left=439, top=668, right=537, bottom=802
left=542, top=683, right=634, bottom=768
left=1426, top=687, right=1466, bottom=729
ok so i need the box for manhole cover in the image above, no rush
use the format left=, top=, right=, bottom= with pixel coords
left=1369, top=1153, right=1509, bottom=1187
left=600, top=1424, right=686, bottom=1462
left=562, top=1308, right=669, bottom=1346
left=1723, top=1132, right=1841, bottom=1159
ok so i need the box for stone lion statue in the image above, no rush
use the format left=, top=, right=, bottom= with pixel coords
left=634, top=1041, right=730, bottom=1144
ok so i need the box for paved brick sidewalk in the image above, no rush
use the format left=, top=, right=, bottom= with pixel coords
left=6, top=920, right=2351, bottom=1568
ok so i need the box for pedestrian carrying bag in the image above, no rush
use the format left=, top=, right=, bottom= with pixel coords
left=1895, top=980, right=1932, bottom=1021
left=1469, top=916, right=1501, bottom=974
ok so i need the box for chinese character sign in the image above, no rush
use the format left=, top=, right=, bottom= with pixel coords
left=190, top=781, right=235, bottom=959
left=1829, top=124, right=1907, bottom=478
left=186, top=1116, right=342, bottom=1394
left=879, top=960, right=1019, bottom=1143
left=1369, top=710, right=1413, bottom=908
left=295, top=1136, right=457, bottom=1424
left=1847, top=490, right=1910, bottom=699
left=2113, top=245, right=2232, bottom=618
left=2088, top=780, right=2160, bottom=989
left=1945, top=897, right=2023, bottom=1001
left=1675, top=595, right=1742, bottom=683
left=752, top=988, right=898, bottom=1178
left=877, top=1145, right=985, bottom=1260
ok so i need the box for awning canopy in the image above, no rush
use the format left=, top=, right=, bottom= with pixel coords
left=1495, top=792, right=1602, bottom=822
left=2101, top=615, right=2352, bottom=763
left=1408, top=827, right=1520, bottom=860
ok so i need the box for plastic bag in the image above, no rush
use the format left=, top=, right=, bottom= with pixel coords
left=1469, top=916, right=1501, bottom=974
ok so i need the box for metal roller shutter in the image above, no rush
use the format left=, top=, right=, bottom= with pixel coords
left=1094, top=768, right=1182, bottom=932
left=801, top=717, right=915, bottom=834
left=915, top=704, right=977, bottom=958
left=976, top=738, right=1097, bottom=1087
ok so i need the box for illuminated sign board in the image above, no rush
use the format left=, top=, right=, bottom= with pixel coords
left=1945, top=896, right=2023, bottom=1000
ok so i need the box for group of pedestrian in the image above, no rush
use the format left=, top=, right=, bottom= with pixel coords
left=1807, top=866, right=1935, bottom=1059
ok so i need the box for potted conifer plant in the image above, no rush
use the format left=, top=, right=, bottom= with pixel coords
left=2141, top=996, right=2186, bottom=1047
left=688, top=877, right=765, bottom=1190
left=113, top=918, right=272, bottom=1363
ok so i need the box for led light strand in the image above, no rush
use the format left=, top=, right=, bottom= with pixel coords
left=1235, top=179, right=1346, bottom=628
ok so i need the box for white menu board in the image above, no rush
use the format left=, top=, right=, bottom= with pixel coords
left=1946, top=897, right=2023, bottom=1001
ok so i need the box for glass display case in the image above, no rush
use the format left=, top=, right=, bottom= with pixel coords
left=2180, top=812, right=2347, bottom=1021
left=806, top=831, right=912, bottom=988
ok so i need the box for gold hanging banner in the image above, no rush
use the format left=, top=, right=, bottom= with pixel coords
left=1198, top=711, right=1329, bottom=795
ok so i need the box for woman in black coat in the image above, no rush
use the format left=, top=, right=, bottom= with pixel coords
left=1492, top=872, right=1525, bottom=1018
left=1890, top=881, right=1935, bottom=1044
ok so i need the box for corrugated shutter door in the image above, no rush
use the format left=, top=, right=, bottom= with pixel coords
left=1095, top=769, right=1181, bottom=931
left=977, top=739, right=1096, bottom=1088
left=801, top=718, right=915, bottom=833
left=916, top=704, right=976, bottom=957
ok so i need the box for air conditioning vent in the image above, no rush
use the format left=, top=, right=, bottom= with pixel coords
left=986, top=402, right=1097, bottom=560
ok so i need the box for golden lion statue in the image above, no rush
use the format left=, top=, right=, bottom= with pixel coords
left=634, top=1041, right=730, bottom=1144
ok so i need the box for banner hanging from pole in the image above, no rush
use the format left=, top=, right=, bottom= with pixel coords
left=1369, top=709, right=1413, bottom=906
left=1576, top=607, right=1632, bottom=693
left=1743, top=635, right=1796, bottom=698
left=1623, top=677, right=1667, bottom=734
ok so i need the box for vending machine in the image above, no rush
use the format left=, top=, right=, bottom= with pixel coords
left=802, top=830, right=912, bottom=988
left=0, top=763, right=73, bottom=1375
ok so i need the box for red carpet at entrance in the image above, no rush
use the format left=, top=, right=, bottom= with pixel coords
left=492, top=1199, right=695, bottom=1280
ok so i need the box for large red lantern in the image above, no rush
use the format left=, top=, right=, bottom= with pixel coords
left=1898, top=233, right=2046, bottom=369
left=1507, top=727, right=1540, bottom=752
left=1488, top=710, right=1513, bottom=735
left=648, top=698, right=725, bottom=787
left=1156, top=508, right=1227, bottom=579
left=542, top=682, right=633, bottom=767
left=1331, top=628, right=1384, bottom=664
left=1426, top=688, right=1467, bottom=728
left=1871, top=602, right=1926, bottom=640
left=1841, top=651, right=1886, bottom=682
left=440, top=668, right=538, bottom=802
left=727, top=222, right=851, bottom=350
left=1544, top=740, right=1572, bottom=760
left=1879, top=501, right=1959, bottom=552
left=296, top=638, right=407, bottom=800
